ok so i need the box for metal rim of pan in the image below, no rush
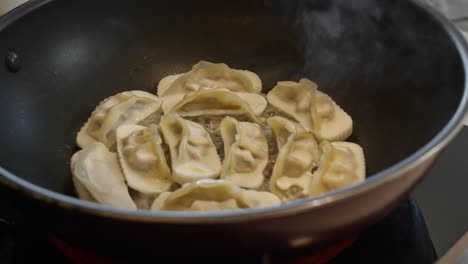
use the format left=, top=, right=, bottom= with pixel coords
left=0, top=0, right=467, bottom=223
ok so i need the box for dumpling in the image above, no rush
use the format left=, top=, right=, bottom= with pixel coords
left=309, top=141, right=365, bottom=196
left=268, top=116, right=320, bottom=201
left=157, top=61, right=262, bottom=97
left=116, top=124, right=172, bottom=195
left=77, top=90, right=162, bottom=148
left=158, top=61, right=262, bottom=113
left=267, top=80, right=314, bottom=131
left=70, top=142, right=137, bottom=209
left=151, top=179, right=280, bottom=211
left=267, top=78, right=353, bottom=141
left=171, top=88, right=260, bottom=123
left=220, top=117, right=268, bottom=189
left=159, top=113, right=222, bottom=184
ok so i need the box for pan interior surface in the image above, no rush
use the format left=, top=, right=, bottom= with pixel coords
left=0, top=0, right=464, bottom=209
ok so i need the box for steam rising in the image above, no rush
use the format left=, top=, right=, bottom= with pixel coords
left=263, top=0, right=464, bottom=175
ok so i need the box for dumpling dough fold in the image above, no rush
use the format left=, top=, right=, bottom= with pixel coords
left=151, top=179, right=280, bottom=211
left=220, top=117, right=268, bottom=189
left=116, top=124, right=172, bottom=195
left=160, top=113, right=222, bottom=184
left=171, top=88, right=260, bottom=123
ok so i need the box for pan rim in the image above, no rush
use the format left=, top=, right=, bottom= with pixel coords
left=0, top=0, right=467, bottom=223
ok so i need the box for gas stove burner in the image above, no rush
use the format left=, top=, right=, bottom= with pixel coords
left=1, top=196, right=436, bottom=264
left=50, top=234, right=359, bottom=264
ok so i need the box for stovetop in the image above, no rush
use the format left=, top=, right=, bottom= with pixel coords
left=0, top=193, right=436, bottom=264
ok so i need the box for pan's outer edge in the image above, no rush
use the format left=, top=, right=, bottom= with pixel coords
left=0, top=0, right=467, bottom=224
left=0, top=0, right=52, bottom=31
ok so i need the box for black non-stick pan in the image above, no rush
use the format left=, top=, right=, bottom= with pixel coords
left=0, top=0, right=467, bottom=258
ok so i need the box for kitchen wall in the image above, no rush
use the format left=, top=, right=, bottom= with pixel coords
left=0, top=0, right=26, bottom=16
left=427, top=0, right=468, bottom=31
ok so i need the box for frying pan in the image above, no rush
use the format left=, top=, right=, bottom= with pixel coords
left=0, top=0, right=467, bottom=258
